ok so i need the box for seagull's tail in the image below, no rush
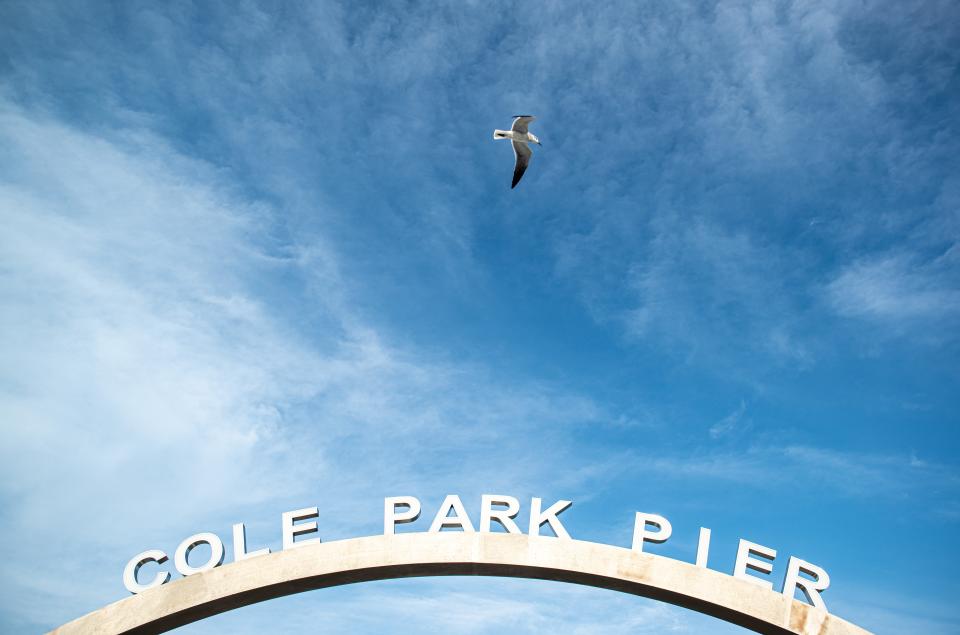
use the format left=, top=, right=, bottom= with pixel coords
left=493, top=129, right=510, bottom=140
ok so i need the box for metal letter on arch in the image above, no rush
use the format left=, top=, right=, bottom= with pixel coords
left=50, top=534, right=872, bottom=635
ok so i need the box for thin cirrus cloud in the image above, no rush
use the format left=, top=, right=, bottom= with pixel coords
left=632, top=444, right=959, bottom=503
left=709, top=400, right=749, bottom=439
left=540, top=0, right=957, bottom=370
left=826, top=251, right=960, bottom=326
left=0, top=101, right=617, bottom=631
left=619, top=218, right=813, bottom=366
left=180, top=578, right=729, bottom=635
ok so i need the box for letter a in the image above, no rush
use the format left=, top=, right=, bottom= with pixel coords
left=429, top=495, right=476, bottom=532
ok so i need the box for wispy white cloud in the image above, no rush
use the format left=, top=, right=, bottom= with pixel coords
left=826, top=249, right=960, bottom=327
left=539, top=0, right=957, bottom=369
left=619, top=219, right=814, bottom=368
left=709, top=400, right=748, bottom=439
left=633, top=443, right=960, bottom=503
left=836, top=584, right=960, bottom=635
left=178, top=577, right=734, bottom=635
left=0, top=103, right=608, bottom=629
left=0, top=104, right=315, bottom=520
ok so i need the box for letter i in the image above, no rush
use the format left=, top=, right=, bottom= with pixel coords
left=696, top=527, right=711, bottom=568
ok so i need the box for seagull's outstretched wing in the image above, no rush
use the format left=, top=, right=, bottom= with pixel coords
left=511, top=141, right=532, bottom=189
left=511, top=115, right=536, bottom=134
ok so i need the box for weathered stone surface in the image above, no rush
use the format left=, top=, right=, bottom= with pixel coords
left=49, top=533, right=872, bottom=635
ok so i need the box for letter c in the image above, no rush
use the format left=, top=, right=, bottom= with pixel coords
left=123, top=549, right=170, bottom=594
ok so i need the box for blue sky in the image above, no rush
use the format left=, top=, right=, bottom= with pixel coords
left=0, top=1, right=958, bottom=633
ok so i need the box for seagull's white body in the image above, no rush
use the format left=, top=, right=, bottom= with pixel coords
left=493, top=130, right=539, bottom=143
left=493, top=115, right=541, bottom=189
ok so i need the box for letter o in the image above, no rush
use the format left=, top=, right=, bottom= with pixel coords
left=174, top=532, right=225, bottom=576
left=123, top=549, right=170, bottom=594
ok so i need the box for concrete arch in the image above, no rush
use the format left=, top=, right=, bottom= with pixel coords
left=50, top=533, right=872, bottom=635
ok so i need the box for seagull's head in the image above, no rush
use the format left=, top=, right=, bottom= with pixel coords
left=529, top=133, right=542, bottom=146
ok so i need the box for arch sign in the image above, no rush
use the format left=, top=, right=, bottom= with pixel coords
left=51, top=494, right=873, bottom=635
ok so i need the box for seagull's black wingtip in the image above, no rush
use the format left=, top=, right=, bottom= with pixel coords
left=512, top=114, right=535, bottom=118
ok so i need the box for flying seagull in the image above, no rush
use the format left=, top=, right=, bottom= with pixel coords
left=493, top=115, right=541, bottom=188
